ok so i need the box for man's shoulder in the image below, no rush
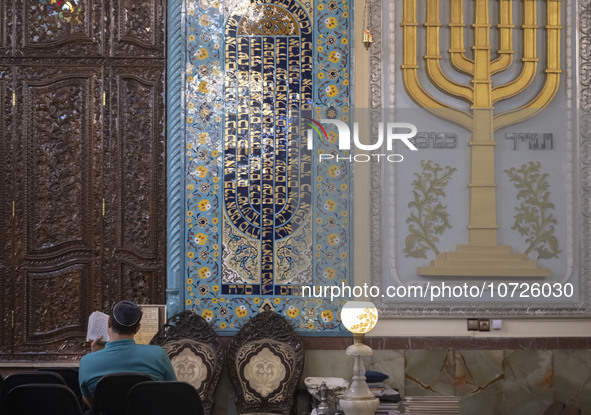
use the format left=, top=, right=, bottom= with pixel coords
left=133, top=343, right=167, bottom=355
left=79, top=347, right=108, bottom=367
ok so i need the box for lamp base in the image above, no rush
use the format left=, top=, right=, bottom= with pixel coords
left=339, top=397, right=379, bottom=415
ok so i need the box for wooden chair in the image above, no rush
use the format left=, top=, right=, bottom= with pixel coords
left=5, top=383, right=82, bottom=415
left=150, top=310, right=223, bottom=415
left=228, top=311, right=304, bottom=415
left=93, top=372, right=154, bottom=415
left=0, top=371, right=66, bottom=413
left=127, top=381, right=204, bottom=415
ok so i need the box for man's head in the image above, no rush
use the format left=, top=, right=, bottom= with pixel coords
left=110, top=300, right=142, bottom=335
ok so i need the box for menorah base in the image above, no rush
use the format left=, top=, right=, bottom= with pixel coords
left=417, top=245, right=550, bottom=277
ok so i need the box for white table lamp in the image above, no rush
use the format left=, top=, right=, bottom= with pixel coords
left=339, top=301, right=380, bottom=415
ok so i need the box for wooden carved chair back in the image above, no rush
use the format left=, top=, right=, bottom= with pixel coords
left=228, top=311, right=304, bottom=415
left=150, top=310, right=223, bottom=415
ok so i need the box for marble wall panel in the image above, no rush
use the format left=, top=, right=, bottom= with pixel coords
left=554, top=350, right=591, bottom=413
left=455, top=350, right=504, bottom=415
left=367, top=350, right=405, bottom=394
left=503, top=350, right=553, bottom=415
left=405, top=350, right=455, bottom=396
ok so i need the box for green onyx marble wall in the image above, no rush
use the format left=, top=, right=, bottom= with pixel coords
left=291, top=349, right=591, bottom=415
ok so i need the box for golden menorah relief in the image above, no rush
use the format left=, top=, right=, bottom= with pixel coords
left=401, top=0, right=562, bottom=276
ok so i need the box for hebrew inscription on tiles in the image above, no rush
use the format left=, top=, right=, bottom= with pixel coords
left=184, top=0, right=352, bottom=332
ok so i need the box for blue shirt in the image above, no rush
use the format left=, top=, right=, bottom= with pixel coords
left=79, top=339, right=177, bottom=398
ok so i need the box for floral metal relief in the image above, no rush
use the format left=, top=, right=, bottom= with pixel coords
left=404, top=160, right=456, bottom=259
left=184, top=0, right=352, bottom=333
left=505, top=162, right=561, bottom=260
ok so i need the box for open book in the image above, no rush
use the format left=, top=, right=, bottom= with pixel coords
left=86, top=311, right=110, bottom=342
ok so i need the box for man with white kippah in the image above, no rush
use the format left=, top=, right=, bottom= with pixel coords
left=78, top=300, right=177, bottom=410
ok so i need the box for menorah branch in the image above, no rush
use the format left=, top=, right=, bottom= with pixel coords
left=494, top=0, right=562, bottom=130
left=425, top=0, right=474, bottom=103
left=490, top=0, right=514, bottom=75
left=401, top=0, right=472, bottom=130
left=492, top=0, right=538, bottom=104
left=449, top=0, right=474, bottom=75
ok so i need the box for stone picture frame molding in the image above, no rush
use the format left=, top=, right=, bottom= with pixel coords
left=368, top=0, right=591, bottom=317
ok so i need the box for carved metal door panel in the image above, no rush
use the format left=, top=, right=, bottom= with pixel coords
left=0, top=66, right=14, bottom=355
left=14, top=0, right=105, bottom=58
left=102, top=65, right=166, bottom=308
left=11, top=65, right=103, bottom=358
left=108, top=0, right=165, bottom=58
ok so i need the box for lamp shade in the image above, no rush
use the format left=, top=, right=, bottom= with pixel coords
left=341, top=301, right=378, bottom=334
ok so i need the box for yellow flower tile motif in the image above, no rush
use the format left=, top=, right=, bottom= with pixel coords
left=328, top=50, right=341, bottom=63
left=326, top=85, right=339, bottom=97
left=235, top=305, right=248, bottom=318
left=324, top=199, right=337, bottom=211
left=323, top=267, right=336, bottom=280
left=196, top=166, right=208, bottom=178
left=327, top=131, right=338, bottom=143
left=321, top=310, right=333, bottom=322
left=327, top=233, right=340, bottom=245
left=328, top=165, right=340, bottom=177
left=200, top=14, right=211, bottom=26
left=201, top=309, right=214, bottom=322
left=198, top=81, right=209, bottom=93
left=325, top=16, right=338, bottom=29
left=195, top=47, right=209, bottom=60
left=286, top=306, right=300, bottom=318
left=195, top=233, right=208, bottom=245
left=198, top=199, right=211, bottom=211
left=198, top=267, right=211, bottom=279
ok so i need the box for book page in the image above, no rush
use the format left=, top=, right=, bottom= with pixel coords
left=86, top=311, right=110, bottom=342
left=134, top=305, right=164, bottom=345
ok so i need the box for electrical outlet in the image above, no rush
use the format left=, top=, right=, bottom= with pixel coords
left=467, top=318, right=479, bottom=331
left=478, top=319, right=490, bottom=331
